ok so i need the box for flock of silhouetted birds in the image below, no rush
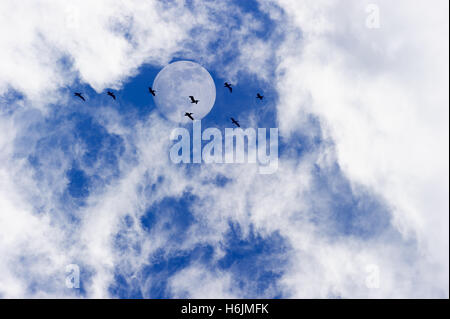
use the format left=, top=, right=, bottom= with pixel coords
left=74, top=82, right=264, bottom=128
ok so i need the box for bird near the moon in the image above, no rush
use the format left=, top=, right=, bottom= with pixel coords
left=152, top=61, right=216, bottom=123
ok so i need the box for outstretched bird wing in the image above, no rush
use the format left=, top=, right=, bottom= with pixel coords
left=189, top=96, right=195, bottom=103
left=74, top=93, right=85, bottom=101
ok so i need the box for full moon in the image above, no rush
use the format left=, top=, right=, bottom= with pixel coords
left=153, top=61, right=216, bottom=123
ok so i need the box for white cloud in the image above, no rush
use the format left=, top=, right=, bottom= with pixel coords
left=0, top=0, right=448, bottom=298
left=271, top=0, right=449, bottom=296
left=169, top=265, right=235, bottom=299
left=0, top=0, right=196, bottom=104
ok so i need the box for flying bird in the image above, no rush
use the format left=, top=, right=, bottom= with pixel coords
left=185, top=112, right=194, bottom=121
left=107, top=91, right=116, bottom=100
left=189, top=96, right=199, bottom=104
left=231, top=117, right=240, bottom=127
left=148, top=87, right=156, bottom=96
left=224, top=82, right=232, bottom=93
left=256, top=93, right=264, bottom=100
left=74, top=92, right=85, bottom=101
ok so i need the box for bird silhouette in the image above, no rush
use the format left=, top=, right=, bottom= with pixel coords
left=189, top=96, right=199, bottom=104
left=74, top=92, right=85, bottom=101
left=224, top=82, right=232, bottom=93
left=148, top=87, right=156, bottom=96
left=107, top=91, right=116, bottom=100
left=256, top=93, right=264, bottom=100
left=231, top=117, right=240, bottom=127
left=185, top=112, right=194, bottom=121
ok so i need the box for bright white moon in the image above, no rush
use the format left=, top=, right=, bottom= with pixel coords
left=153, top=61, right=216, bottom=123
